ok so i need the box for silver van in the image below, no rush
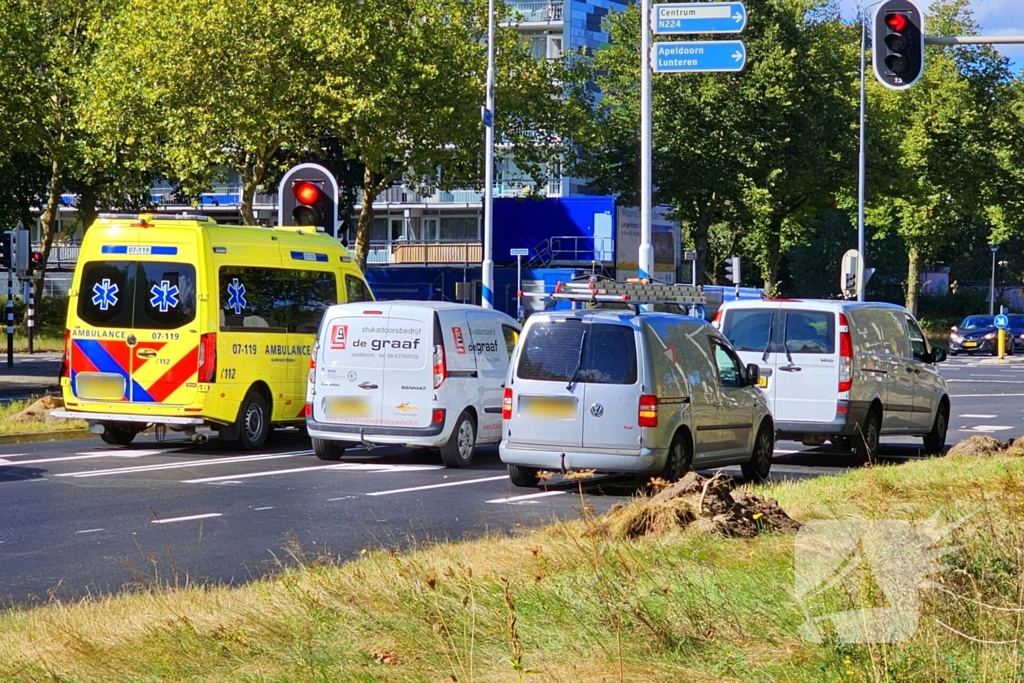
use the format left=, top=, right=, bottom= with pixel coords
left=715, top=299, right=949, bottom=459
left=499, top=291, right=775, bottom=487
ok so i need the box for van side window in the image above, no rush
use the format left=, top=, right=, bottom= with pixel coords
left=345, top=275, right=372, bottom=303
left=722, top=309, right=773, bottom=352
left=501, top=325, right=519, bottom=358
left=711, top=339, right=743, bottom=388
left=904, top=315, right=928, bottom=359
left=784, top=311, right=835, bottom=354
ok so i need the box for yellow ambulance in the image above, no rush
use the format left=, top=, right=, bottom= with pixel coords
left=52, top=213, right=373, bottom=449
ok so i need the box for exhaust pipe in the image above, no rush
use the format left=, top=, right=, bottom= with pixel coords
left=191, top=433, right=209, bottom=445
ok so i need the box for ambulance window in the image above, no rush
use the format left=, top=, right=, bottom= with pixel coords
left=501, top=325, right=519, bottom=357
left=290, top=270, right=337, bottom=333
left=218, top=267, right=287, bottom=333
left=77, top=261, right=133, bottom=328
left=345, top=275, right=372, bottom=303
left=135, top=262, right=197, bottom=330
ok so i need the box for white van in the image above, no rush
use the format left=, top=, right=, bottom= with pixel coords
left=715, top=300, right=949, bottom=459
left=306, top=301, right=520, bottom=466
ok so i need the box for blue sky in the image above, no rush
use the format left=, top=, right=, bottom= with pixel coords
left=838, top=0, right=1024, bottom=72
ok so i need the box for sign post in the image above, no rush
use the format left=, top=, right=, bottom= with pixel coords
left=994, top=308, right=1009, bottom=359
left=510, top=248, right=529, bottom=321
left=6, top=230, right=15, bottom=368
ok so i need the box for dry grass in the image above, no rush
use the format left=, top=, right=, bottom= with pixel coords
left=0, top=396, right=85, bottom=435
left=1, top=454, right=1023, bottom=682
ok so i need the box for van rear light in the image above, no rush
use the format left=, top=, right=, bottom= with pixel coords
left=60, top=328, right=71, bottom=378
left=711, top=308, right=722, bottom=328
left=198, top=333, right=217, bottom=383
left=433, top=343, right=447, bottom=389
left=502, top=387, right=513, bottom=420
left=303, top=403, right=312, bottom=417
left=432, top=409, right=446, bottom=425
left=638, top=394, right=659, bottom=428
left=838, top=313, right=853, bottom=392
left=308, top=355, right=316, bottom=384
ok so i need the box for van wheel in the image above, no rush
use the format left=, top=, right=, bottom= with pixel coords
left=923, top=403, right=948, bottom=454
left=741, top=423, right=774, bottom=482
left=100, top=423, right=138, bottom=446
left=440, top=412, right=476, bottom=467
left=856, top=410, right=881, bottom=463
left=661, top=432, right=692, bottom=481
left=507, top=464, right=539, bottom=488
left=312, top=438, right=346, bottom=461
left=235, top=391, right=270, bottom=451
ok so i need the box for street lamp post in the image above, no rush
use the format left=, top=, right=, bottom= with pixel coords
left=481, top=0, right=496, bottom=309
left=857, top=0, right=885, bottom=302
left=990, top=245, right=999, bottom=315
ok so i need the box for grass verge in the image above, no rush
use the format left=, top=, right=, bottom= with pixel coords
left=0, top=396, right=85, bottom=435
left=1, top=454, right=1023, bottom=681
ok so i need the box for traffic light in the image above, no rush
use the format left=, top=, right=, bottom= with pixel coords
left=0, top=233, right=9, bottom=270
left=278, top=163, right=339, bottom=237
left=26, top=251, right=42, bottom=276
left=725, top=256, right=741, bottom=285
left=873, top=0, right=925, bottom=91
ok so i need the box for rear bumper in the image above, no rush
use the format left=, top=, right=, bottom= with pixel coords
left=499, top=441, right=665, bottom=474
left=307, top=416, right=449, bottom=447
left=775, top=400, right=869, bottom=438
left=49, top=410, right=204, bottom=426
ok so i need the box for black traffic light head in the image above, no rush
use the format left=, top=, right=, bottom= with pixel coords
left=0, top=232, right=10, bottom=270
left=725, top=256, right=741, bottom=285
left=873, top=0, right=925, bottom=90
left=278, top=163, right=339, bottom=237
left=26, top=251, right=42, bottom=276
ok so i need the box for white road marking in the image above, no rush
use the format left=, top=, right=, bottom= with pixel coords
left=773, top=448, right=800, bottom=455
left=152, top=513, right=222, bottom=524
left=958, top=414, right=997, bottom=419
left=56, top=450, right=312, bottom=478
left=182, top=462, right=443, bottom=484
left=366, top=475, right=509, bottom=497
left=82, top=449, right=175, bottom=457
left=0, top=454, right=26, bottom=459
left=1, top=450, right=173, bottom=466
left=950, top=393, right=1024, bottom=398
left=947, top=379, right=1022, bottom=383
left=253, top=506, right=274, bottom=511
left=327, top=496, right=357, bottom=501
left=76, top=528, right=104, bottom=534
left=486, top=490, right=566, bottom=504
left=959, top=425, right=1014, bottom=433
left=970, top=374, right=1018, bottom=378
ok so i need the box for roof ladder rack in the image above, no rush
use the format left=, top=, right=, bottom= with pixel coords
left=550, top=278, right=707, bottom=308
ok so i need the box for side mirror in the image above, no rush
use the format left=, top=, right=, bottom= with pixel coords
left=950, top=325, right=958, bottom=332
left=931, top=347, right=947, bottom=363
left=745, top=363, right=761, bottom=387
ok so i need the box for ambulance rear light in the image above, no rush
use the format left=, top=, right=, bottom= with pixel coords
left=60, top=329, right=71, bottom=378
left=198, top=333, right=217, bottom=383
left=433, top=343, right=447, bottom=389
left=838, top=313, right=853, bottom=393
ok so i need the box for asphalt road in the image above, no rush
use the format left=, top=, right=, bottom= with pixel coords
left=0, top=355, right=1019, bottom=607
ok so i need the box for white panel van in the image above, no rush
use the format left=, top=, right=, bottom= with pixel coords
left=306, top=301, right=520, bottom=466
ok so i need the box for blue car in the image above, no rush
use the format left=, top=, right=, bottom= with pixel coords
left=949, top=314, right=1024, bottom=355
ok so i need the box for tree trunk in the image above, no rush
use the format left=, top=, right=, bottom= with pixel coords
left=694, top=219, right=711, bottom=285
left=32, top=157, right=64, bottom=306
left=905, top=244, right=920, bottom=317
left=354, top=167, right=377, bottom=272
left=763, top=218, right=783, bottom=296
left=77, top=185, right=98, bottom=238
left=240, top=172, right=259, bottom=226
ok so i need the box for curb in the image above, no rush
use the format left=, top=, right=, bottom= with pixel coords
left=977, top=357, right=1024, bottom=365
left=0, top=429, right=92, bottom=445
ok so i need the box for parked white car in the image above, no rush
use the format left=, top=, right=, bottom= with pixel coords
left=306, top=301, right=520, bottom=466
left=714, top=299, right=949, bottom=459
left=499, top=307, right=775, bottom=487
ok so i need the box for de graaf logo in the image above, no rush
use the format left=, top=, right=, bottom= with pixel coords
left=331, top=324, right=348, bottom=350
left=452, top=327, right=467, bottom=355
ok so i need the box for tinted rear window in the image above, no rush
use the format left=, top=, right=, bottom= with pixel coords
left=77, top=260, right=197, bottom=329
left=784, top=311, right=835, bottom=354
left=722, top=309, right=773, bottom=352
left=517, top=322, right=637, bottom=385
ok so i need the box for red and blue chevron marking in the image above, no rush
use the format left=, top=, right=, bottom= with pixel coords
left=70, top=338, right=198, bottom=403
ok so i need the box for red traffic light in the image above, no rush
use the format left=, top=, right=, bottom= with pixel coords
left=885, top=12, right=908, bottom=31
left=292, top=181, right=321, bottom=206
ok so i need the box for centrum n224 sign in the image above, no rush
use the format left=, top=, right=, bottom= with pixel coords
left=651, top=2, right=747, bottom=35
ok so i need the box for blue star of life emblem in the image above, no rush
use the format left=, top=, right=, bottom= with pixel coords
left=227, top=278, right=247, bottom=315
left=149, top=280, right=180, bottom=313
left=91, top=278, right=119, bottom=311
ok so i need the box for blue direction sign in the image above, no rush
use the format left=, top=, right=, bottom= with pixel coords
left=994, top=313, right=1009, bottom=330
left=652, top=40, right=747, bottom=73
left=652, top=2, right=747, bottom=35
left=510, top=248, right=529, bottom=257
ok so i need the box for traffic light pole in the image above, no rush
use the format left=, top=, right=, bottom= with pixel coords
left=6, top=251, right=13, bottom=369
left=480, top=0, right=496, bottom=310
left=639, top=0, right=654, bottom=284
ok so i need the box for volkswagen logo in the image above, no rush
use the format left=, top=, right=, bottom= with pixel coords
left=590, top=403, right=604, bottom=418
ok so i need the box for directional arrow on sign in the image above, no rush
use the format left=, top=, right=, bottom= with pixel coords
left=651, top=40, right=747, bottom=73
left=651, top=2, right=748, bottom=35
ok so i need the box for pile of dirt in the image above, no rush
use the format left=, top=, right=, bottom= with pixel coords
left=6, top=395, right=64, bottom=423
left=947, top=435, right=1024, bottom=457
left=599, top=472, right=801, bottom=540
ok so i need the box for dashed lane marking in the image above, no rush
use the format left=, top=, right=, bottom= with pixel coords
left=950, top=393, right=1024, bottom=398
left=1, top=450, right=173, bottom=467
left=366, top=475, right=510, bottom=497
left=152, top=513, right=222, bottom=525
left=76, top=528, right=104, bottom=534
left=958, top=414, right=997, bottom=419
left=253, top=506, right=274, bottom=511
left=56, top=450, right=313, bottom=478
left=958, top=425, right=1014, bottom=433
left=182, top=462, right=444, bottom=484
left=486, top=491, right=566, bottom=504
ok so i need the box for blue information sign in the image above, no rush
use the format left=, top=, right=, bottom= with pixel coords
left=651, top=2, right=747, bottom=35
left=651, top=40, right=747, bottom=74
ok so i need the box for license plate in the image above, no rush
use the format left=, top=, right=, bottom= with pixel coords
left=757, top=376, right=768, bottom=389
left=524, top=396, right=577, bottom=419
left=325, top=396, right=370, bottom=419
left=963, top=341, right=978, bottom=348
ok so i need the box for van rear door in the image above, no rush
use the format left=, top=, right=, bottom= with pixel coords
left=580, top=323, right=643, bottom=451
left=774, top=309, right=840, bottom=422
left=378, top=309, right=433, bottom=429
left=72, top=239, right=201, bottom=406
left=313, top=306, right=389, bottom=427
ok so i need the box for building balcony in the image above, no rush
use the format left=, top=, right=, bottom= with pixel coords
left=505, top=0, right=563, bottom=24
left=366, top=240, right=483, bottom=265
